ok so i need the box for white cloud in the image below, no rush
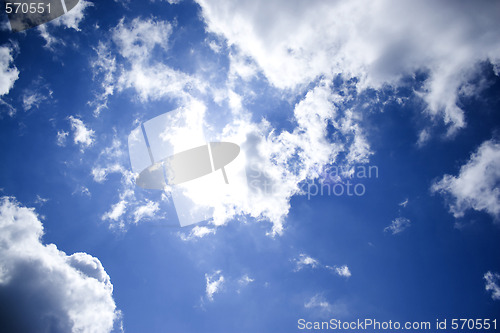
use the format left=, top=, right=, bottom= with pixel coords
left=195, top=81, right=370, bottom=236
left=56, top=130, right=69, bottom=147
left=23, top=91, right=47, bottom=111
left=432, top=139, right=500, bottom=220
left=0, top=196, right=120, bottom=333
left=37, top=24, right=64, bottom=50
left=91, top=18, right=204, bottom=107
left=95, top=137, right=164, bottom=230
left=37, top=1, right=93, bottom=50
left=304, top=294, right=348, bottom=318
left=293, top=254, right=320, bottom=272
left=92, top=18, right=371, bottom=236
left=102, top=199, right=128, bottom=223
left=112, top=17, right=172, bottom=60
left=238, top=274, right=254, bottom=287
left=133, top=200, right=159, bottom=223
left=51, top=0, right=93, bottom=31
left=205, top=270, right=224, bottom=301
left=304, top=294, right=333, bottom=312
left=484, top=271, right=500, bottom=301
left=417, top=129, right=431, bottom=147
left=333, top=265, right=351, bottom=278
left=0, top=44, right=19, bottom=96
left=0, top=98, right=16, bottom=117
left=384, top=217, right=411, bottom=235
left=179, top=226, right=216, bottom=241
left=196, top=0, right=500, bottom=133
left=293, top=254, right=351, bottom=279
left=92, top=164, right=124, bottom=183
left=73, top=186, right=91, bottom=198
left=117, top=62, right=201, bottom=102
left=89, top=42, right=117, bottom=117
left=68, top=116, right=95, bottom=150
left=34, top=194, right=49, bottom=206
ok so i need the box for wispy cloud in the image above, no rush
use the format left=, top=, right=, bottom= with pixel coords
left=384, top=217, right=411, bottom=235
left=484, top=271, right=500, bottom=301
left=399, top=198, right=409, bottom=208
left=304, top=294, right=348, bottom=318
left=293, top=254, right=351, bottom=278
left=205, top=270, right=225, bottom=302
left=56, top=130, right=69, bottom=147
left=179, top=226, right=216, bottom=241
left=133, top=200, right=159, bottom=223
left=293, top=254, right=320, bottom=272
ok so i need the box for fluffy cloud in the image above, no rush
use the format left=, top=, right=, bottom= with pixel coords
left=68, top=116, right=95, bottom=150
left=102, top=198, right=128, bottom=224
left=484, top=271, right=500, bottom=301
left=0, top=44, right=19, bottom=97
left=196, top=0, right=500, bottom=133
left=384, top=217, right=411, bottom=234
left=0, top=197, right=120, bottom=333
left=92, top=17, right=371, bottom=235
left=197, top=81, right=368, bottom=235
left=432, top=139, right=500, bottom=220
left=112, top=17, right=172, bottom=60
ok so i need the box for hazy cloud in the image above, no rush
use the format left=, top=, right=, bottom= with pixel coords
left=205, top=270, right=224, bottom=301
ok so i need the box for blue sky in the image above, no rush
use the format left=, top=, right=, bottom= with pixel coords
left=1, top=1, right=500, bottom=332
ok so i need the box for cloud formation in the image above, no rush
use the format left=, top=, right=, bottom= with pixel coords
left=0, top=197, right=120, bottom=333
left=68, top=116, right=95, bottom=150
left=432, top=139, right=500, bottom=220
left=196, top=0, right=500, bottom=133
